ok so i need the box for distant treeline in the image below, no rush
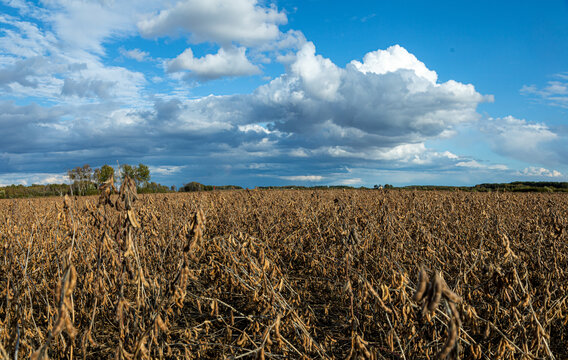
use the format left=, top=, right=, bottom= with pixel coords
left=473, top=182, right=568, bottom=192
left=179, top=182, right=242, bottom=192
left=403, top=182, right=568, bottom=193
left=0, top=181, right=173, bottom=199
left=0, top=181, right=243, bottom=199
left=0, top=184, right=72, bottom=199
left=3, top=181, right=568, bottom=199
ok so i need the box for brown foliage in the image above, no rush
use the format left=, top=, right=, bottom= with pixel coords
left=1, top=190, right=567, bottom=359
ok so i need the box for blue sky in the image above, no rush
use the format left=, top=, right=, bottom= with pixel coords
left=0, top=0, right=567, bottom=188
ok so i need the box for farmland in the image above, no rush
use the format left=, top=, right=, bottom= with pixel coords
left=1, top=188, right=567, bottom=359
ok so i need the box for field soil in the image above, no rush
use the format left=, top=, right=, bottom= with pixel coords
left=1, top=189, right=567, bottom=359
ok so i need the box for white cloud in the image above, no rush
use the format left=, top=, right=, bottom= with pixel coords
left=245, top=42, right=488, bottom=166
left=254, top=29, right=306, bottom=65
left=521, top=73, right=568, bottom=108
left=488, top=164, right=509, bottom=171
left=456, top=160, right=485, bottom=168
left=290, top=42, right=343, bottom=101
left=257, top=29, right=306, bottom=53
left=48, top=1, right=145, bottom=55
left=0, top=14, right=57, bottom=58
left=119, top=43, right=491, bottom=177
left=238, top=124, right=272, bottom=134
left=137, top=1, right=303, bottom=81
left=148, top=165, right=186, bottom=176
left=520, top=167, right=563, bottom=178
left=339, top=178, right=363, bottom=185
left=58, top=61, right=147, bottom=104
left=456, top=160, right=508, bottom=170
left=280, top=175, right=324, bottom=182
left=312, top=143, right=435, bottom=163
left=372, top=143, right=428, bottom=161
left=0, top=6, right=148, bottom=104
left=482, top=116, right=558, bottom=164
left=168, top=46, right=260, bottom=80
left=120, top=48, right=150, bottom=61
left=1, top=0, right=49, bottom=19
left=138, top=0, right=287, bottom=46
left=442, top=151, right=459, bottom=159
left=280, top=142, right=466, bottom=169
left=350, top=44, right=438, bottom=85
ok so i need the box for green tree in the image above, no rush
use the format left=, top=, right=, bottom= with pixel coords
left=94, top=164, right=116, bottom=187
left=182, top=181, right=204, bottom=192
left=136, top=163, right=150, bottom=187
left=138, top=181, right=170, bottom=194
left=120, top=163, right=151, bottom=188
left=120, top=164, right=136, bottom=181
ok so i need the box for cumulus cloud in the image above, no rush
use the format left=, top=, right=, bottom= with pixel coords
left=137, top=0, right=298, bottom=81
left=481, top=116, right=559, bottom=164
left=289, top=42, right=342, bottom=100
left=138, top=0, right=287, bottom=46
left=302, top=143, right=433, bottom=163
left=350, top=45, right=438, bottom=85
left=307, top=145, right=466, bottom=168
left=248, top=42, right=489, bottom=153
left=74, top=42, right=493, bottom=184
left=520, top=167, right=563, bottom=178
left=119, top=41, right=487, bottom=175
left=168, top=46, right=261, bottom=80
left=371, top=143, right=429, bottom=162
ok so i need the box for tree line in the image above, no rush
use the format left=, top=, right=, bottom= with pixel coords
left=180, top=182, right=242, bottom=192
left=0, top=164, right=171, bottom=199
left=0, top=163, right=249, bottom=199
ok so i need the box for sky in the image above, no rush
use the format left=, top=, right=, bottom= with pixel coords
left=0, top=0, right=567, bottom=188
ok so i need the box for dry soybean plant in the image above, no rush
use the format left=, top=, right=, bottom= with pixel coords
left=413, top=268, right=462, bottom=359
left=0, top=189, right=567, bottom=359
